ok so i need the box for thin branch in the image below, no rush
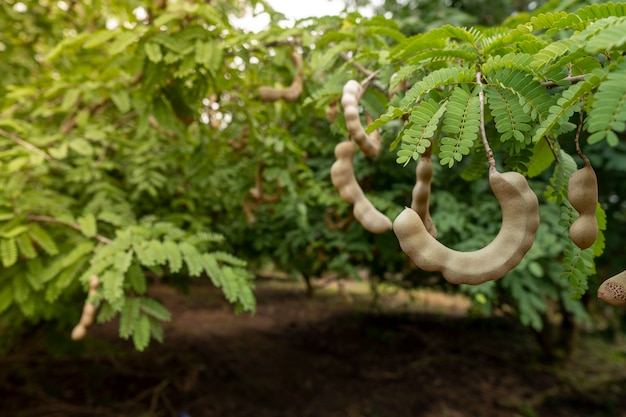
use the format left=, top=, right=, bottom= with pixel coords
left=476, top=72, right=496, bottom=171
left=0, top=128, right=54, bottom=162
left=574, top=96, right=590, bottom=166
left=26, top=214, right=112, bottom=244
left=339, top=50, right=374, bottom=77
left=360, top=69, right=380, bottom=89
left=540, top=74, right=586, bottom=88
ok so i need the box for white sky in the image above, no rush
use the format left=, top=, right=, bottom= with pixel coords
left=233, top=0, right=384, bottom=31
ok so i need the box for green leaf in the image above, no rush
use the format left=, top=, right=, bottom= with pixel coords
left=132, top=314, right=151, bottom=351
left=28, top=225, right=59, bottom=256
left=77, top=214, right=97, bottom=238
left=179, top=242, right=204, bottom=277
left=0, top=284, right=13, bottom=315
left=139, top=297, right=172, bottom=322
left=110, top=90, right=131, bottom=113
left=144, top=42, right=163, bottom=63
left=126, top=263, right=147, bottom=295
left=83, top=29, right=118, bottom=49
left=119, top=297, right=140, bottom=339
left=163, top=240, right=183, bottom=273
left=109, top=30, right=145, bottom=55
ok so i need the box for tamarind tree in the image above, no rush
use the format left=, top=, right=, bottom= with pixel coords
left=1, top=0, right=626, bottom=353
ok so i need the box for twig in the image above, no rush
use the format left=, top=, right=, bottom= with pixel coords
left=149, top=379, right=170, bottom=416
left=574, top=97, right=590, bottom=165
left=476, top=72, right=496, bottom=171
left=26, top=214, right=112, bottom=244
left=339, top=50, right=374, bottom=77
left=360, top=69, right=380, bottom=88
left=0, top=128, right=54, bottom=162
left=540, top=74, right=586, bottom=88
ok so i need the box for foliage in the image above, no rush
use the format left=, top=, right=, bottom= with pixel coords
left=1, top=0, right=626, bottom=352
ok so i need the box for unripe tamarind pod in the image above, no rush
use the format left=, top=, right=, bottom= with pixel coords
left=258, top=52, right=303, bottom=103
left=567, top=161, right=598, bottom=249
left=410, top=146, right=437, bottom=238
left=393, top=167, right=539, bottom=285
left=341, top=80, right=381, bottom=158
left=331, top=141, right=392, bottom=233
left=598, top=270, right=626, bottom=306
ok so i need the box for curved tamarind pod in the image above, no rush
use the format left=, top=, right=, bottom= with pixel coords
left=258, top=52, right=303, bottom=103
left=341, top=80, right=381, bottom=158
left=411, top=147, right=437, bottom=238
left=568, top=161, right=598, bottom=249
left=598, top=270, right=626, bottom=306
left=393, top=168, right=539, bottom=285
left=331, top=141, right=392, bottom=233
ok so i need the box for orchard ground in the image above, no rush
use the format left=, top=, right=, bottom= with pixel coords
left=1, top=277, right=625, bottom=417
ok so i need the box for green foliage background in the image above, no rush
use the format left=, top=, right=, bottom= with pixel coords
left=1, top=0, right=626, bottom=351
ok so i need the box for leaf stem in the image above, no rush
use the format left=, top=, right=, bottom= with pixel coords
left=476, top=72, right=496, bottom=171
left=574, top=97, right=590, bottom=166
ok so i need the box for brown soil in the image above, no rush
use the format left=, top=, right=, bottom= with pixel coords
left=1, top=279, right=625, bottom=417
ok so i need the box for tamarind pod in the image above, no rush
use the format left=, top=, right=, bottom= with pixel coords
left=257, top=74, right=302, bottom=102
left=330, top=141, right=392, bottom=233
left=569, top=217, right=598, bottom=250
left=71, top=324, right=87, bottom=341
left=568, top=162, right=598, bottom=212
left=353, top=198, right=393, bottom=234
left=258, top=86, right=284, bottom=102
left=326, top=101, right=339, bottom=123
left=393, top=169, right=539, bottom=285
left=567, top=161, right=598, bottom=249
left=341, top=80, right=381, bottom=158
left=411, top=152, right=437, bottom=238
left=89, top=275, right=100, bottom=289
left=281, top=73, right=303, bottom=102
left=80, top=302, right=96, bottom=327
left=258, top=52, right=304, bottom=103
left=598, top=270, right=626, bottom=306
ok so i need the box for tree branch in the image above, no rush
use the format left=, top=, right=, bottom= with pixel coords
left=26, top=214, right=112, bottom=244
left=540, top=74, right=586, bottom=88
left=0, top=128, right=54, bottom=162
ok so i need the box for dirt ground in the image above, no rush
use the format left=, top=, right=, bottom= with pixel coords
left=1, top=278, right=625, bottom=417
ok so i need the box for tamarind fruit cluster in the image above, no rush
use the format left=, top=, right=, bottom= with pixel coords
left=341, top=80, right=381, bottom=158
left=411, top=145, right=437, bottom=238
left=393, top=166, right=540, bottom=285
left=330, top=141, right=392, bottom=234
left=258, top=52, right=303, bottom=103
left=598, top=270, right=626, bottom=306
left=71, top=275, right=100, bottom=340
left=567, top=160, right=598, bottom=249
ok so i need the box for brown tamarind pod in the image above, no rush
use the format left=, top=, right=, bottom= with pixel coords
left=258, top=86, right=285, bottom=102
left=598, top=270, right=626, bottom=306
left=567, top=160, right=598, bottom=249
left=393, top=167, right=539, bottom=285
left=71, top=324, right=87, bottom=341
left=331, top=141, right=392, bottom=233
left=71, top=275, right=100, bottom=341
left=341, top=80, right=381, bottom=158
left=411, top=146, right=437, bottom=238
left=258, top=52, right=303, bottom=103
